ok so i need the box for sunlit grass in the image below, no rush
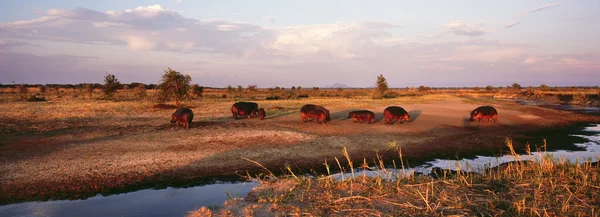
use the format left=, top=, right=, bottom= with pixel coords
left=193, top=140, right=600, bottom=217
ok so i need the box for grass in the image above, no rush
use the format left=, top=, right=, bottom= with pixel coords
left=191, top=140, right=600, bottom=217
left=1, top=88, right=598, bottom=205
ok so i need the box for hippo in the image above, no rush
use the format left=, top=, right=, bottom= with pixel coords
left=171, top=108, right=194, bottom=129
left=348, top=110, right=375, bottom=124
left=470, top=106, right=498, bottom=123
left=231, top=102, right=259, bottom=119
left=300, top=104, right=331, bottom=124
left=257, top=108, right=266, bottom=120
left=383, top=106, right=410, bottom=124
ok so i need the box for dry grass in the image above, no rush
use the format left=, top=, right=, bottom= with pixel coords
left=193, top=141, right=600, bottom=217
left=0, top=90, right=598, bottom=205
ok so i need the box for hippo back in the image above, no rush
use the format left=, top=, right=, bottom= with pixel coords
left=384, top=106, right=408, bottom=116
left=174, top=108, right=193, bottom=116
left=472, top=106, right=497, bottom=116
left=301, top=104, right=331, bottom=121
left=232, top=102, right=258, bottom=114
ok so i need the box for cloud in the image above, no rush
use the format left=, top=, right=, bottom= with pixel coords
left=0, top=40, right=30, bottom=51
left=523, top=2, right=565, bottom=15
left=504, top=21, right=521, bottom=28
left=177, top=0, right=183, bottom=3
left=440, top=21, right=486, bottom=36
left=263, top=16, right=276, bottom=24
left=0, top=5, right=277, bottom=54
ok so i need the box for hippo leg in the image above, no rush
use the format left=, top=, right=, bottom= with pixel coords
left=233, top=113, right=237, bottom=120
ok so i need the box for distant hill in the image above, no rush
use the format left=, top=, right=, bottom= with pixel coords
left=323, top=83, right=351, bottom=88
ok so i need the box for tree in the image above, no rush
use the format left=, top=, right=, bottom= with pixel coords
left=247, top=85, right=257, bottom=91
left=485, top=85, right=493, bottom=91
left=227, top=85, right=235, bottom=93
left=103, top=73, right=121, bottom=98
left=511, top=82, right=522, bottom=90
left=297, top=86, right=302, bottom=90
left=157, top=67, right=191, bottom=106
left=191, top=84, right=204, bottom=97
left=376, top=74, right=388, bottom=95
left=237, top=85, right=243, bottom=92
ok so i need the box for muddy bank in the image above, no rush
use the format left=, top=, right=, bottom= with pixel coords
left=1, top=96, right=599, bottom=204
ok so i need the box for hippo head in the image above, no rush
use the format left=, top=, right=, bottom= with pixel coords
left=325, top=110, right=331, bottom=122
left=405, top=114, right=411, bottom=122
left=469, top=111, right=478, bottom=121
left=258, top=108, right=266, bottom=120
left=170, top=114, right=177, bottom=123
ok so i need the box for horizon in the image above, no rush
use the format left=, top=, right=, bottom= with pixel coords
left=1, top=1, right=599, bottom=87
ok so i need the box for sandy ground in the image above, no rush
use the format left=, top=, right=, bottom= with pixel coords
left=0, top=96, right=598, bottom=203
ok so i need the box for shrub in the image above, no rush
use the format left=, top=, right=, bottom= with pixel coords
left=26, top=95, right=47, bottom=102
left=103, top=73, right=121, bottom=98
left=512, top=82, right=522, bottom=90
left=191, top=84, right=204, bottom=97
left=266, top=95, right=281, bottom=100
left=157, top=67, right=191, bottom=106
left=134, top=84, right=146, bottom=98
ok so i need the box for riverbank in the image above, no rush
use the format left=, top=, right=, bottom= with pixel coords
left=189, top=142, right=600, bottom=216
left=1, top=95, right=599, bottom=204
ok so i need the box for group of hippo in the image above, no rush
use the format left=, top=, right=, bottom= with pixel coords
left=170, top=101, right=499, bottom=129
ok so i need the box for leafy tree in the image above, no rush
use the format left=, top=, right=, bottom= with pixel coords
left=157, top=67, right=191, bottom=106
left=291, top=86, right=296, bottom=91
left=227, top=85, right=234, bottom=93
left=376, top=74, right=388, bottom=95
left=485, top=85, right=493, bottom=91
left=297, top=86, right=302, bottom=90
left=512, top=82, right=522, bottom=90
left=237, top=85, right=243, bottom=92
left=312, top=86, right=319, bottom=91
left=247, top=85, right=257, bottom=91
left=474, top=86, right=480, bottom=91
left=103, top=73, right=121, bottom=98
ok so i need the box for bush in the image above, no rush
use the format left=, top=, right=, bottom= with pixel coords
left=266, top=95, right=281, bottom=100
left=134, top=84, right=146, bottom=98
left=512, top=82, right=522, bottom=90
left=418, top=85, right=431, bottom=92
left=103, top=74, right=121, bottom=98
left=191, top=84, right=204, bottom=97
left=157, top=67, right=191, bottom=105
left=27, top=95, right=47, bottom=102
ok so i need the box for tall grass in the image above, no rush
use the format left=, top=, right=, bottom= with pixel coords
left=190, top=139, right=600, bottom=217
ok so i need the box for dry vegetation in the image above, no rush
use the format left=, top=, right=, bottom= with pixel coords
left=190, top=142, right=600, bottom=217
left=0, top=85, right=599, bottom=205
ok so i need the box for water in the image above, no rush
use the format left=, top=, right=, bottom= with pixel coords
left=1, top=125, right=599, bottom=216
left=514, top=99, right=600, bottom=115
left=0, top=182, right=258, bottom=217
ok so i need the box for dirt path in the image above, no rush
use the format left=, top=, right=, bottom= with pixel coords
left=0, top=96, right=598, bottom=204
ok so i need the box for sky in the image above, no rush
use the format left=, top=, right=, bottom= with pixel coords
left=0, top=0, right=599, bottom=87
